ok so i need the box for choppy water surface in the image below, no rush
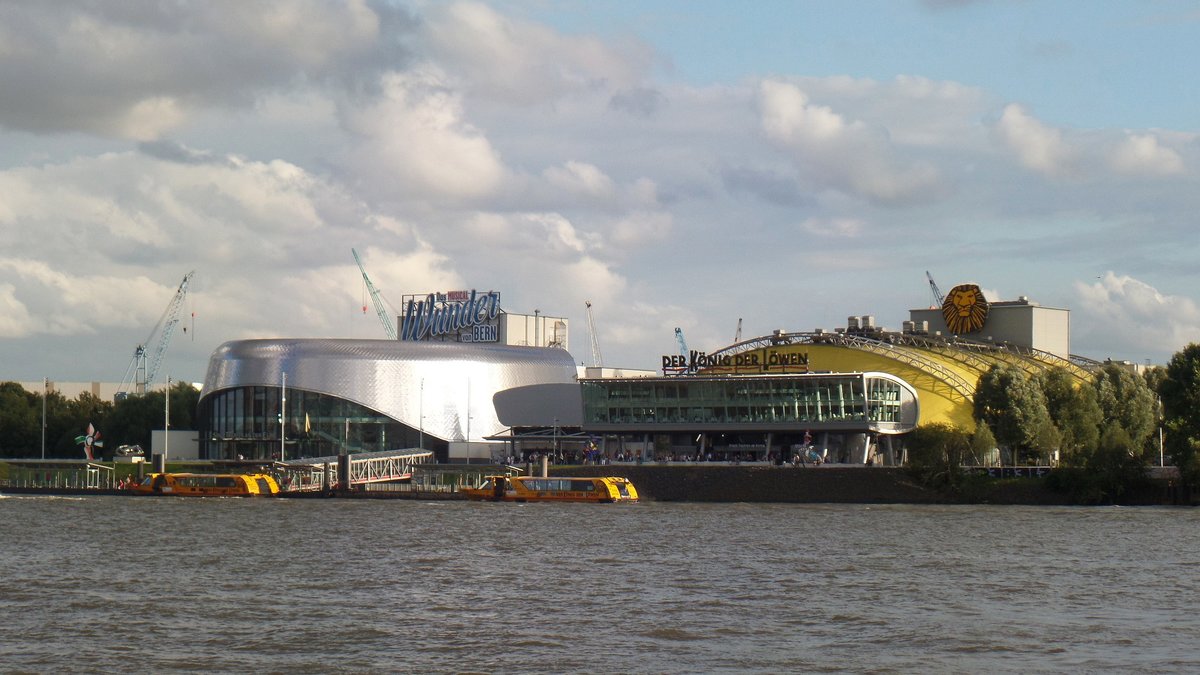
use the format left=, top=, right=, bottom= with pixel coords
left=1, top=496, right=1198, bottom=673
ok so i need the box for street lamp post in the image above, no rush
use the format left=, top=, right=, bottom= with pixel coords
left=280, top=371, right=287, bottom=462
left=41, top=377, right=47, bottom=460
left=465, top=377, right=471, bottom=465
left=164, top=375, right=171, bottom=465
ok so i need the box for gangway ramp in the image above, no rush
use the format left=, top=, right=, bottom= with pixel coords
left=281, top=448, right=433, bottom=490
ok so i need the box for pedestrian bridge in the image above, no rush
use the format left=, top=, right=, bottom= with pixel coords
left=280, top=448, right=433, bottom=491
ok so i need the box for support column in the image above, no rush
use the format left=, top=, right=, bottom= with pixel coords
left=337, top=453, right=350, bottom=494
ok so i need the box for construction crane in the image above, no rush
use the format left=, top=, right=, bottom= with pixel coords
left=117, top=270, right=194, bottom=397
left=733, top=318, right=743, bottom=344
left=926, top=270, right=944, bottom=307
left=352, top=248, right=398, bottom=340
left=675, top=327, right=688, bottom=357
left=584, top=301, right=603, bottom=368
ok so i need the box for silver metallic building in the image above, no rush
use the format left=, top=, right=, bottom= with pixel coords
left=196, top=338, right=579, bottom=462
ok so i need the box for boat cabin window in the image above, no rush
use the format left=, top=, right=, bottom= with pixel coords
left=522, top=479, right=596, bottom=492
left=175, top=475, right=240, bottom=488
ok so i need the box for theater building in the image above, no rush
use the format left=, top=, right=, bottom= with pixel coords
left=568, top=284, right=1093, bottom=465
left=195, top=290, right=575, bottom=463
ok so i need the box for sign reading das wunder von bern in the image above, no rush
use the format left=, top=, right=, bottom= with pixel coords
left=400, top=290, right=501, bottom=342
left=662, top=349, right=810, bottom=375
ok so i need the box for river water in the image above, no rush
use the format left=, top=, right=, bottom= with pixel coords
left=1, top=495, right=1197, bottom=674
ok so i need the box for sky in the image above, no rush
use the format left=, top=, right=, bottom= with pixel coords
left=2, top=0, right=1200, bottom=387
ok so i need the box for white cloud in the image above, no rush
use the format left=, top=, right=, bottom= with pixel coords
left=760, top=80, right=855, bottom=144
left=0, top=149, right=459, bottom=357
left=421, top=1, right=654, bottom=104
left=0, top=1, right=400, bottom=139
left=0, top=259, right=180, bottom=337
left=758, top=79, right=942, bottom=204
left=993, top=104, right=1075, bottom=176
left=339, top=67, right=508, bottom=201
left=0, top=282, right=33, bottom=337
left=1108, top=133, right=1185, bottom=176
left=1073, top=272, right=1200, bottom=361
left=543, top=161, right=617, bottom=199
left=799, top=217, right=864, bottom=238
left=610, top=211, right=674, bottom=248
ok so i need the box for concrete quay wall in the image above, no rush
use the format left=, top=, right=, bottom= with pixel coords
left=555, top=465, right=948, bottom=504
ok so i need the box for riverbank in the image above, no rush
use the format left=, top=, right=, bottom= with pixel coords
left=3, top=464, right=1192, bottom=505
left=554, top=464, right=1193, bottom=506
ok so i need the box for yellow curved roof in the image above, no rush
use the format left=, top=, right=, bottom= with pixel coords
left=705, top=333, right=1094, bottom=431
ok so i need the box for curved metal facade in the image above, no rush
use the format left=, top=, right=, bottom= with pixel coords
left=199, top=338, right=579, bottom=446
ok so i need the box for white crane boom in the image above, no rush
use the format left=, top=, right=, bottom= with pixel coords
left=118, top=270, right=194, bottom=397
left=675, top=327, right=688, bottom=357
left=352, top=248, right=398, bottom=340
left=584, top=301, right=603, bottom=368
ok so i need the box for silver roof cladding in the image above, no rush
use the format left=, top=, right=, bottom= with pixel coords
left=200, top=338, right=579, bottom=442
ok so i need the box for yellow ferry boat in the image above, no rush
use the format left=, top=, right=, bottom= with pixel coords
left=462, top=475, right=638, bottom=503
left=128, top=472, right=280, bottom=497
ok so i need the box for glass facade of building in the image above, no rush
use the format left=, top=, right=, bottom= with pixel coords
left=197, top=338, right=582, bottom=463
left=580, top=372, right=917, bottom=433
left=198, top=386, right=427, bottom=461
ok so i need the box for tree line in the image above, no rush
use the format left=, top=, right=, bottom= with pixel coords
left=0, top=381, right=200, bottom=460
left=908, top=343, right=1200, bottom=503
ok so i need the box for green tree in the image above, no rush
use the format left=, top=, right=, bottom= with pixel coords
left=0, top=382, right=38, bottom=457
left=1093, top=362, right=1157, bottom=454
left=905, top=423, right=971, bottom=490
left=1144, top=366, right=1168, bottom=398
left=974, top=364, right=1053, bottom=464
left=1158, top=344, right=1200, bottom=486
left=104, top=381, right=201, bottom=456
left=1035, top=367, right=1102, bottom=465
left=43, top=389, right=77, bottom=458
left=968, top=423, right=997, bottom=466
left=1049, top=422, right=1150, bottom=504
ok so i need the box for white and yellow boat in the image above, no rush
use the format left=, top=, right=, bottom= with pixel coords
left=128, top=472, right=280, bottom=497
left=462, top=475, right=638, bottom=503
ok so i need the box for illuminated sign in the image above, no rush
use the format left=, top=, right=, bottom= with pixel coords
left=662, top=349, right=810, bottom=375
left=941, top=283, right=989, bottom=334
left=400, top=289, right=501, bottom=342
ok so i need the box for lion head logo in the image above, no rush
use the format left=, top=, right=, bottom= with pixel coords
left=941, top=283, right=988, bottom=334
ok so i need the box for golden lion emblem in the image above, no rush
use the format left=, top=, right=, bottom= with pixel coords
left=941, top=283, right=989, bottom=334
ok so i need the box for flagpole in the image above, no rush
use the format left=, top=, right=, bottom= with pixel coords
left=41, top=377, right=47, bottom=460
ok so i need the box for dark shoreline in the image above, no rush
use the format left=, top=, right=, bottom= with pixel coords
left=554, top=465, right=1195, bottom=506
